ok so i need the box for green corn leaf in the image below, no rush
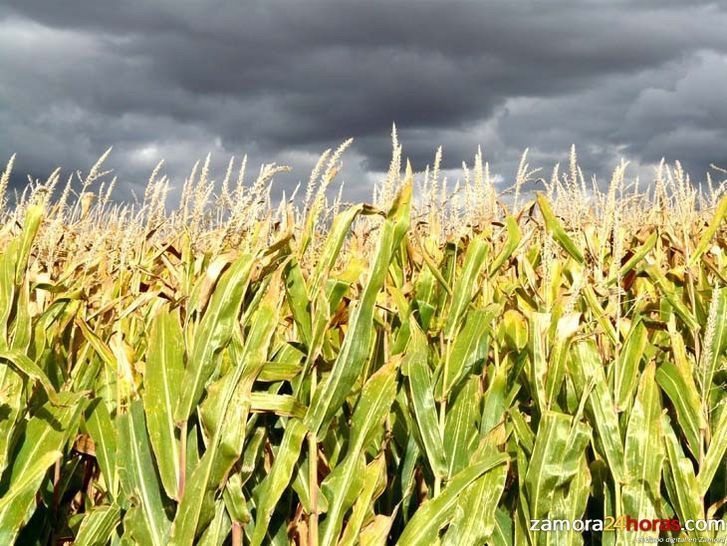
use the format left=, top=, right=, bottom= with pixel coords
left=0, top=349, right=58, bottom=404
left=536, top=194, right=585, bottom=264
left=75, top=318, right=116, bottom=370
left=338, top=455, right=387, bottom=546
left=645, top=265, right=700, bottom=332
left=700, top=286, right=726, bottom=399
left=499, top=309, right=528, bottom=353
left=296, top=278, right=351, bottom=392
left=489, top=509, right=514, bottom=546
left=0, top=364, right=23, bottom=477
left=143, top=307, right=184, bottom=500
left=444, top=236, right=488, bottom=339
left=662, top=416, right=707, bottom=539
left=283, top=258, right=312, bottom=346
left=544, top=312, right=580, bottom=409
left=397, top=435, right=421, bottom=526
left=689, top=193, right=727, bottom=267
left=15, top=204, right=43, bottom=285
left=0, top=392, right=85, bottom=544
left=606, top=230, right=658, bottom=285
left=568, top=341, right=626, bottom=483
left=175, top=254, right=255, bottom=423
left=223, top=473, right=251, bottom=526
left=418, top=239, right=453, bottom=297
left=523, top=411, right=591, bottom=519
left=0, top=243, right=18, bottom=347
left=249, top=419, right=307, bottom=546
left=238, top=427, right=266, bottom=486
left=396, top=453, right=508, bottom=545
left=697, top=400, right=727, bottom=496
left=170, top=279, right=280, bottom=546
left=582, top=285, right=619, bottom=345
left=85, top=398, right=118, bottom=498
left=305, top=182, right=410, bottom=435
left=10, top=279, right=31, bottom=353
left=514, top=447, right=533, bottom=545
left=623, top=362, right=663, bottom=541
left=547, top=456, right=591, bottom=546
left=0, top=450, right=62, bottom=514
left=442, top=306, right=497, bottom=398
left=74, top=504, right=121, bottom=546
left=444, top=377, right=480, bottom=478
left=258, top=361, right=302, bottom=382
left=489, top=216, right=522, bottom=277
left=402, top=320, right=447, bottom=479
left=309, top=204, right=364, bottom=296
left=197, top=499, right=231, bottom=546
left=528, top=312, right=550, bottom=412
left=510, top=408, right=535, bottom=455
left=249, top=392, right=307, bottom=418
left=441, top=459, right=508, bottom=546
left=361, top=515, right=396, bottom=546
left=319, top=362, right=398, bottom=546
left=614, top=318, right=649, bottom=411
left=656, top=361, right=704, bottom=459
left=480, top=364, right=508, bottom=438
left=117, top=400, right=171, bottom=546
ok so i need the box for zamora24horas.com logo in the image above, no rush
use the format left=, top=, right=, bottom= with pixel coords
left=530, top=515, right=727, bottom=535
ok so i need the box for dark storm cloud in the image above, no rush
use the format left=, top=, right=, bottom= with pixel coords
left=1, top=1, right=726, bottom=200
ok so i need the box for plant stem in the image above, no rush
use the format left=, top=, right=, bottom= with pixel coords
left=232, top=521, right=242, bottom=546
left=309, top=367, right=319, bottom=546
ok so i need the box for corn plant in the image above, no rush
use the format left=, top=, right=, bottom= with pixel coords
left=0, top=145, right=725, bottom=545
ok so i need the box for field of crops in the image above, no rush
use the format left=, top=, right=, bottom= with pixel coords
left=0, top=143, right=725, bottom=545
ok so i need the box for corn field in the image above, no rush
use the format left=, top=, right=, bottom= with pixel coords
left=0, top=142, right=725, bottom=545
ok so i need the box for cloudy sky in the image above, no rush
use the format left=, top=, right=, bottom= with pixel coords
left=1, top=1, right=726, bottom=201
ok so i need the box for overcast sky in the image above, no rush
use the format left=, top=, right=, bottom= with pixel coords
left=2, top=1, right=726, bottom=201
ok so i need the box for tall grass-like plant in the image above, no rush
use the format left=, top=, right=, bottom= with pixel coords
left=0, top=140, right=725, bottom=545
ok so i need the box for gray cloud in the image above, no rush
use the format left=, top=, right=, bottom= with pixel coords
left=1, top=1, right=726, bottom=201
